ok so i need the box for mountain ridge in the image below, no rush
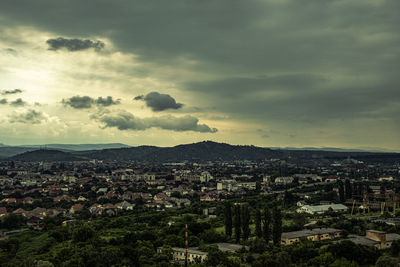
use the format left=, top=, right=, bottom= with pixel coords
left=3, top=141, right=400, bottom=163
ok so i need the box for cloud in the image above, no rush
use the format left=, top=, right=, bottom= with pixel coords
left=62, top=95, right=93, bottom=109
left=62, top=95, right=120, bottom=109
left=46, top=37, right=105, bottom=52
left=93, top=110, right=217, bottom=133
left=0, top=0, right=399, bottom=148
left=135, top=91, right=183, bottom=111
left=95, top=96, right=120, bottom=107
left=10, top=98, right=26, bottom=107
left=8, top=109, right=46, bottom=124
left=0, top=99, right=7, bottom=104
left=1, top=88, right=22, bottom=95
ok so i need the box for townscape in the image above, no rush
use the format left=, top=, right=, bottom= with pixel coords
left=1, top=0, right=399, bottom=265
left=1, top=142, right=400, bottom=266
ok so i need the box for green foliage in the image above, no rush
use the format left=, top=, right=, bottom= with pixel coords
left=329, top=258, right=358, bottom=267
left=0, top=214, right=26, bottom=230
left=71, top=222, right=95, bottom=243
left=262, top=207, right=271, bottom=243
left=272, top=207, right=282, bottom=245
left=241, top=204, right=250, bottom=241
left=375, top=255, right=398, bottom=267
left=205, top=246, right=228, bottom=267
left=255, top=209, right=262, bottom=238
left=234, top=204, right=241, bottom=243
left=224, top=201, right=232, bottom=237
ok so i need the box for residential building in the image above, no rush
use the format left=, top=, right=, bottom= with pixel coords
left=281, top=228, right=342, bottom=245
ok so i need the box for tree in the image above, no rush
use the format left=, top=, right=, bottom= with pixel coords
left=262, top=207, right=271, bottom=242
left=234, top=204, right=241, bottom=243
left=0, top=214, right=26, bottom=230
left=376, top=255, right=398, bottom=267
left=338, top=180, right=345, bottom=203
left=292, top=212, right=307, bottom=230
left=224, top=202, right=232, bottom=237
left=241, top=204, right=250, bottom=241
left=345, top=179, right=352, bottom=199
left=205, top=246, right=228, bottom=267
left=272, top=207, right=282, bottom=245
left=256, top=181, right=261, bottom=192
left=72, top=223, right=95, bottom=243
left=255, top=209, right=262, bottom=238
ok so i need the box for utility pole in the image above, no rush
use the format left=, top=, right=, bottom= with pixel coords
left=185, top=224, right=188, bottom=267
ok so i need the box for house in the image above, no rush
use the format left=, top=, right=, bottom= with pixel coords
left=297, top=201, right=306, bottom=207
left=157, top=243, right=245, bottom=263
left=30, top=207, right=48, bottom=219
left=274, top=177, right=294, bottom=185
left=13, top=208, right=28, bottom=217
left=70, top=204, right=84, bottom=214
left=89, top=204, right=103, bottom=216
left=378, top=177, right=393, bottom=182
left=77, top=196, right=87, bottom=201
left=116, top=201, right=135, bottom=211
left=47, top=208, right=62, bottom=217
left=2, top=198, right=17, bottom=204
left=200, top=171, right=213, bottom=183
left=154, top=193, right=168, bottom=201
left=0, top=207, right=7, bottom=217
left=215, top=243, right=248, bottom=252
left=158, top=247, right=208, bottom=263
left=53, top=195, right=74, bottom=202
left=281, top=228, right=342, bottom=245
left=203, top=207, right=217, bottom=217
left=200, top=193, right=220, bottom=202
left=22, top=197, right=35, bottom=204
left=106, top=191, right=120, bottom=199
left=97, top=188, right=108, bottom=194
left=344, top=230, right=400, bottom=250
left=296, top=204, right=348, bottom=215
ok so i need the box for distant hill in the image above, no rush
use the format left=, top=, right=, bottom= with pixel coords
left=9, top=149, right=89, bottom=162
left=21, top=143, right=131, bottom=151
left=0, top=143, right=131, bottom=158
left=77, top=141, right=282, bottom=162
left=4, top=141, right=400, bottom=163
left=0, top=147, right=39, bottom=158
left=272, top=146, right=400, bottom=153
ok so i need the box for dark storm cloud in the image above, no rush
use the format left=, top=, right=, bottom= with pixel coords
left=0, top=0, right=399, bottom=144
left=62, top=96, right=120, bottom=109
left=8, top=109, right=46, bottom=124
left=0, top=99, right=7, bottom=104
left=93, top=111, right=217, bottom=133
left=185, top=75, right=400, bottom=124
left=185, top=74, right=327, bottom=97
left=95, top=96, right=121, bottom=107
left=10, top=98, right=26, bottom=107
left=46, top=37, right=105, bottom=52
left=133, top=95, right=144, bottom=100
left=1, top=89, right=22, bottom=95
left=135, top=92, right=183, bottom=111
left=62, top=96, right=93, bottom=109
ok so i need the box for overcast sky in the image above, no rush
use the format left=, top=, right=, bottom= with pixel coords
left=0, top=0, right=399, bottom=150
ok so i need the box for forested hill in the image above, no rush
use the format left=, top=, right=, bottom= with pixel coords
left=5, top=141, right=400, bottom=163
left=9, top=150, right=88, bottom=162
left=76, top=141, right=283, bottom=162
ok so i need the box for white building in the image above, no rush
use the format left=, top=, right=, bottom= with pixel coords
left=297, top=204, right=348, bottom=215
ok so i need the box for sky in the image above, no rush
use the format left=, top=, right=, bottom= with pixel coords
left=0, top=0, right=399, bottom=150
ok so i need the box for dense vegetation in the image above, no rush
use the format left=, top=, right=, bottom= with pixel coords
left=2, top=194, right=400, bottom=266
